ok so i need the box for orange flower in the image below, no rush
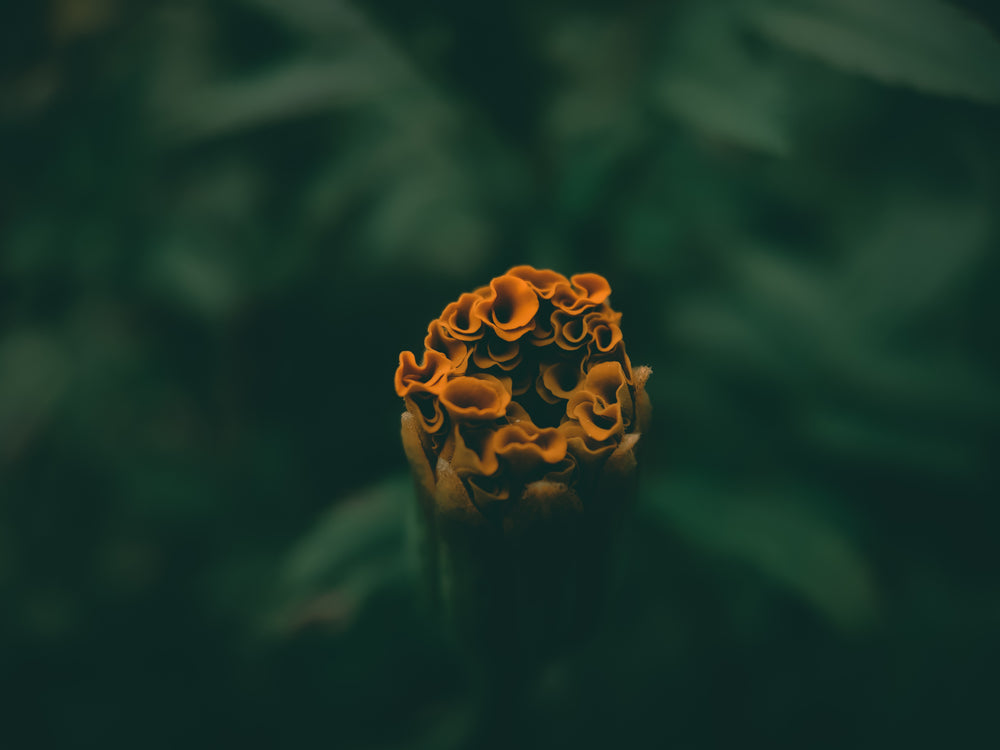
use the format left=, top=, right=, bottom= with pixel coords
left=395, top=265, right=650, bottom=528
left=397, top=266, right=651, bottom=676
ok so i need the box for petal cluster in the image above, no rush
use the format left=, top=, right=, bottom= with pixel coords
left=396, top=266, right=650, bottom=524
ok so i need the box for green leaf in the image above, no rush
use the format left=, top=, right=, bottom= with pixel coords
left=158, top=58, right=389, bottom=142
left=654, top=5, right=792, bottom=155
left=235, top=0, right=361, bottom=37
left=270, top=475, right=414, bottom=633
left=145, top=241, right=243, bottom=321
left=671, top=239, right=1000, bottom=423
left=802, top=409, right=979, bottom=475
left=0, top=332, right=71, bottom=460
left=644, top=475, right=878, bottom=630
left=840, top=196, right=993, bottom=330
left=281, top=475, right=410, bottom=592
left=748, top=0, right=1000, bottom=104
left=655, top=75, right=792, bottom=155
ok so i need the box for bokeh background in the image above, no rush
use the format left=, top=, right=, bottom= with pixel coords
left=3, top=0, right=1000, bottom=747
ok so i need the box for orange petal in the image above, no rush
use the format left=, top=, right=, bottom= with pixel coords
left=491, top=423, right=567, bottom=473
left=550, top=272, right=612, bottom=314
left=440, top=292, right=487, bottom=341
left=424, top=320, right=472, bottom=373
left=542, top=453, right=578, bottom=485
left=548, top=283, right=582, bottom=314
left=475, top=274, right=539, bottom=341
left=528, top=312, right=557, bottom=346
left=504, top=400, right=532, bottom=424
left=506, top=265, right=570, bottom=299
left=471, top=336, right=522, bottom=372
left=583, top=361, right=628, bottom=405
left=395, top=349, right=451, bottom=397
left=537, top=360, right=584, bottom=403
left=569, top=399, right=623, bottom=442
left=585, top=341, right=633, bottom=385
left=570, top=273, right=611, bottom=305
left=439, top=374, right=511, bottom=421
left=451, top=424, right=500, bottom=477
left=559, top=420, right=617, bottom=464
left=487, top=337, right=521, bottom=365
left=564, top=361, right=629, bottom=440
left=584, top=310, right=623, bottom=353
left=552, top=310, right=588, bottom=350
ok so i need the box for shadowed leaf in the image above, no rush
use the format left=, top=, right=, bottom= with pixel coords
left=644, top=475, right=879, bottom=630
left=748, top=0, right=1000, bottom=104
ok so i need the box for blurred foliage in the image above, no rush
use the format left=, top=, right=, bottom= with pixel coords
left=2, top=0, right=999, bottom=748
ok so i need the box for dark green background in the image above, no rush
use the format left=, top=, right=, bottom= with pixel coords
left=3, top=0, right=999, bottom=747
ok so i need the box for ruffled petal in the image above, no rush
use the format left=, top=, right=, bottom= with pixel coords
left=475, top=274, right=539, bottom=342
left=490, top=423, right=567, bottom=474
left=559, top=419, right=617, bottom=465
left=570, top=273, right=611, bottom=305
left=506, top=265, right=570, bottom=299
left=565, top=361, right=629, bottom=440
left=440, top=374, right=511, bottom=422
left=424, top=319, right=472, bottom=373
left=527, top=310, right=557, bottom=346
left=394, top=349, right=451, bottom=397
left=552, top=310, right=589, bottom=350
left=569, top=399, right=623, bottom=442
left=541, top=453, right=578, bottom=485
left=584, top=310, right=623, bottom=353
left=584, top=340, right=634, bottom=386
left=471, top=336, right=523, bottom=372
left=451, top=424, right=500, bottom=477
left=440, top=291, right=488, bottom=341
left=584, top=361, right=629, bottom=406
left=536, top=360, right=584, bottom=404
left=504, top=400, right=533, bottom=424
left=549, top=272, right=612, bottom=314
